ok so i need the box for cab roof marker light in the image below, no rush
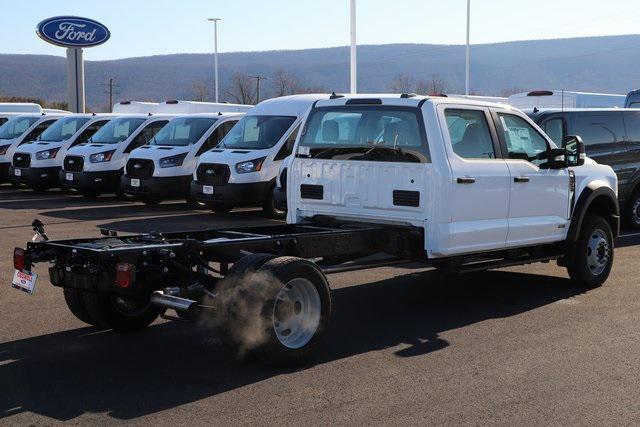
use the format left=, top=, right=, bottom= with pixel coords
left=400, top=93, right=417, bottom=99
left=345, top=98, right=382, bottom=105
left=166, top=100, right=179, bottom=104
left=330, top=92, right=345, bottom=99
left=527, top=91, right=554, bottom=97
left=119, top=101, right=131, bottom=105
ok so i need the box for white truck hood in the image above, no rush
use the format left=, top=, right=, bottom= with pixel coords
left=129, top=145, right=190, bottom=160
left=198, top=148, right=267, bottom=164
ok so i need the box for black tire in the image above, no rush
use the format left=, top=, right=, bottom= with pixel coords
left=63, top=288, right=99, bottom=327
left=211, top=203, right=234, bottom=214
left=565, top=215, right=614, bottom=289
left=262, top=186, right=286, bottom=219
left=82, top=190, right=101, bottom=198
left=625, top=191, right=640, bottom=231
left=221, top=255, right=332, bottom=366
left=82, top=292, right=161, bottom=332
left=143, top=197, right=161, bottom=206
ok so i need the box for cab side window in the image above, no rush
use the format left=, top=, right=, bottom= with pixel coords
left=275, top=124, right=300, bottom=161
left=541, top=117, right=564, bottom=145
left=623, top=112, right=640, bottom=144
left=125, top=120, right=168, bottom=153
left=23, top=120, right=53, bottom=143
left=445, top=109, right=496, bottom=159
left=73, top=120, right=108, bottom=147
left=498, top=113, right=548, bottom=165
left=573, top=113, right=625, bottom=147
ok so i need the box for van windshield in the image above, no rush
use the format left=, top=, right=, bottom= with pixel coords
left=298, top=106, right=427, bottom=161
left=151, top=117, right=216, bottom=146
left=0, top=116, right=39, bottom=140
left=90, top=117, right=146, bottom=144
left=219, top=115, right=296, bottom=150
left=38, top=116, right=90, bottom=142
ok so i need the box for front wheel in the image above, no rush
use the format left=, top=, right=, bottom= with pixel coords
left=565, top=215, right=614, bottom=289
left=220, top=255, right=332, bottom=366
left=625, top=191, right=640, bottom=230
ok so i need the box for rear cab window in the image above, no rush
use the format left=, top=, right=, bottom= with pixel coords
left=298, top=105, right=429, bottom=162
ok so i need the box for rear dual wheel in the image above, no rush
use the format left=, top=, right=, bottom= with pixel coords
left=220, top=254, right=332, bottom=366
left=62, top=288, right=160, bottom=332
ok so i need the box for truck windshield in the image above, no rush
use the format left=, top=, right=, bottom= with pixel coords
left=38, top=116, right=90, bottom=142
left=151, top=117, right=216, bottom=146
left=219, top=115, right=296, bottom=150
left=299, top=107, right=426, bottom=161
left=90, top=117, right=146, bottom=144
left=0, top=116, right=39, bottom=140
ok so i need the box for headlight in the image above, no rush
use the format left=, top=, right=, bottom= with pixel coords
left=89, top=150, right=115, bottom=163
left=236, top=157, right=266, bottom=174
left=0, top=145, right=10, bottom=155
left=159, top=153, right=188, bottom=168
left=35, top=148, right=60, bottom=160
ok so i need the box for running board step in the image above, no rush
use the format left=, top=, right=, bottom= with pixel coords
left=454, top=254, right=562, bottom=274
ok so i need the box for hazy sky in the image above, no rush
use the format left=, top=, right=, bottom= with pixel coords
left=2, top=0, right=640, bottom=60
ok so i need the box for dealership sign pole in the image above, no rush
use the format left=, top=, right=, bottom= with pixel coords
left=36, top=16, right=110, bottom=113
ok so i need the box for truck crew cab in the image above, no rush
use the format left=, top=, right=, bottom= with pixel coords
left=13, top=95, right=618, bottom=367
left=190, top=94, right=328, bottom=217
left=528, top=108, right=640, bottom=229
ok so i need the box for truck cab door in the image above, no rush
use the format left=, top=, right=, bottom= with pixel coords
left=438, top=106, right=510, bottom=255
left=493, top=110, right=570, bottom=245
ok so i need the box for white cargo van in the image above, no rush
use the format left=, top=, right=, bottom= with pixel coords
left=190, top=94, right=330, bottom=217
left=0, top=113, right=68, bottom=184
left=10, top=114, right=111, bottom=191
left=508, top=90, right=625, bottom=110
left=60, top=114, right=171, bottom=197
left=122, top=112, right=244, bottom=205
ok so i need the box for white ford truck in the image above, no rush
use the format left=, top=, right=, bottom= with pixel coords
left=12, top=95, right=619, bottom=367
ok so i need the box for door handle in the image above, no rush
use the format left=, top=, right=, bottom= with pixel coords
left=514, top=176, right=530, bottom=183
left=456, top=177, right=476, bottom=184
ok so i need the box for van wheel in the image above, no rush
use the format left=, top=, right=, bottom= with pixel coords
left=565, top=215, right=614, bottom=289
left=143, top=197, right=161, bottom=206
left=211, top=203, right=233, bottom=214
left=221, top=255, right=332, bottom=366
left=263, top=186, right=286, bottom=219
left=626, top=191, right=640, bottom=230
left=63, top=288, right=99, bottom=327
left=82, top=292, right=161, bottom=332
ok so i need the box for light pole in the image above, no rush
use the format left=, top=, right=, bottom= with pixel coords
left=465, top=0, right=470, bottom=95
left=207, top=18, right=222, bottom=102
left=350, top=0, right=357, bottom=94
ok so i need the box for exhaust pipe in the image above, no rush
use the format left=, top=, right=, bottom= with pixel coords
left=150, top=290, right=198, bottom=313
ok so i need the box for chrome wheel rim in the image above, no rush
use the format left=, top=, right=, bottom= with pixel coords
left=272, top=278, right=321, bottom=349
left=586, top=229, right=610, bottom=276
left=633, top=198, right=640, bottom=224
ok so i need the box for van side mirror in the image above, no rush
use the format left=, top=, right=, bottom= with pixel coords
left=563, top=135, right=585, bottom=167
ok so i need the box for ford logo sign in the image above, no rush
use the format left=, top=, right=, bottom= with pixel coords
left=206, top=169, right=215, bottom=175
left=36, top=16, right=110, bottom=48
left=69, top=160, right=75, bottom=164
left=133, top=164, right=141, bottom=169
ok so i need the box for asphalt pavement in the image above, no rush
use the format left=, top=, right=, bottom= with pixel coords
left=2, top=186, right=640, bottom=425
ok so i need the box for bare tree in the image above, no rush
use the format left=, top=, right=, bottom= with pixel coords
left=225, top=73, right=256, bottom=105
left=191, top=81, right=210, bottom=102
left=389, top=74, right=414, bottom=93
left=425, top=74, right=449, bottom=95
left=271, top=68, right=300, bottom=97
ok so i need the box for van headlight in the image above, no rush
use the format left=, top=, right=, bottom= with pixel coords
left=89, top=150, right=116, bottom=163
left=159, top=153, right=188, bottom=168
left=236, top=157, right=266, bottom=174
left=35, top=148, right=60, bottom=160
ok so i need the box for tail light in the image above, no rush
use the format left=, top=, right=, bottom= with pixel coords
left=115, top=263, right=134, bottom=288
left=14, top=247, right=27, bottom=271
